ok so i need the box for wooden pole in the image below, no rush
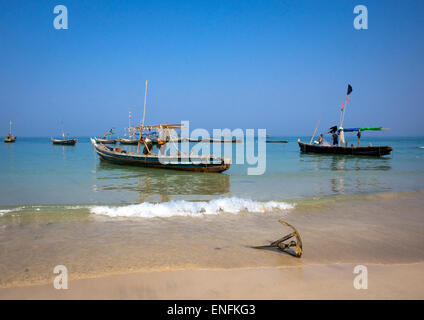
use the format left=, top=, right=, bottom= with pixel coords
left=310, top=119, right=321, bottom=144
left=339, top=97, right=350, bottom=147
left=340, top=96, right=350, bottom=128
left=138, top=81, right=148, bottom=154
left=357, top=130, right=361, bottom=147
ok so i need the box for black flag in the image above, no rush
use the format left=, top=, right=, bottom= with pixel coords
left=328, top=126, right=338, bottom=134
left=347, top=84, right=353, bottom=96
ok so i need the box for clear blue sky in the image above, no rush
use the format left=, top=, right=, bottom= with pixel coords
left=1, top=0, right=423, bottom=137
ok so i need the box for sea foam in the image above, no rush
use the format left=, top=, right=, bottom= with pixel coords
left=90, top=197, right=294, bottom=218
left=0, top=207, right=24, bottom=216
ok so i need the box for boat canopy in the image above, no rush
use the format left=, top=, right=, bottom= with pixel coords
left=343, top=127, right=384, bottom=132
left=130, top=123, right=184, bottom=130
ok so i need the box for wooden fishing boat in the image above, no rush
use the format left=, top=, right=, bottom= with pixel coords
left=118, top=137, right=139, bottom=145
left=266, top=140, right=288, bottom=143
left=91, top=138, right=231, bottom=173
left=96, top=127, right=118, bottom=144
left=298, top=84, right=393, bottom=157
left=95, top=138, right=118, bottom=144
left=51, top=121, right=77, bottom=145
left=4, top=136, right=16, bottom=143
left=92, top=82, right=230, bottom=172
left=298, top=140, right=392, bottom=156
left=4, top=121, right=16, bottom=143
left=51, top=137, right=78, bottom=145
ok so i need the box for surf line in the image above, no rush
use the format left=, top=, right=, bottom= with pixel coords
left=167, top=304, right=202, bottom=318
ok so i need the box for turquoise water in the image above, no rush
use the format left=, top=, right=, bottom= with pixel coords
left=1, top=136, right=424, bottom=206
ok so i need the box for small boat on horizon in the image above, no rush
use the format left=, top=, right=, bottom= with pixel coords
left=51, top=137, right=78, bottom=145
left=118, top=137, right=139, bottom=145
left=298, top=85, right=393, bottom=157
left=266, top=140, right=288, bottom=143
left=95, top=137, right=118, bottom=144
left=96, top=128, right=118, bottom=144
left=4, top=121, right=16, bottom=143
left=51, top=121, right=77, bottom=145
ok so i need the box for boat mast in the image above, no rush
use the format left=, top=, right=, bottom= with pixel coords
left=309, top=119, right=320, bottom=144
left=340, top=85, right=351, bottom=129
left=339, top=84, right=352, bottom=146
left=61, top=120, right=65, bottom=139
left=128, top=108, right=131, bottom=138
left=137, top=80, right=148, bottom=153
left=9, top=120, right=12, bottom=135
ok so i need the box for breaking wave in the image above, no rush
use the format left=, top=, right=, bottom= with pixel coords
left=90, top=197, right=294, bottom=218
left=0, top=207, right=24, bottom=216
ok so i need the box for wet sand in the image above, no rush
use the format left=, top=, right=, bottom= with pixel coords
left=0, top=190, right=424, bottom=298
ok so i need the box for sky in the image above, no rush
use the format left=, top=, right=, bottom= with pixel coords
left=0, top=0, right=423, bottom=137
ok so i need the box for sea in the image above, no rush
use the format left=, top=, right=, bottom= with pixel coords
left=1, top=136, right=424, bottom=287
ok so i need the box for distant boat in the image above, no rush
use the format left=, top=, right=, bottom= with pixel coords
left=51, top=137, right=77, bottom=145
left=4, top=121, right=16, bottom=143
left=266, top=140, right=288, bottom=143
left=118, top=137, right=139, bottom=145
left=298, top=85, right=393, bottom=157
left=95, top=137, right=118, bottom=144
left=4, top=136, right=16, bottom=143
left=97, top=128, right=118, bottom=144
left=51, top=121, right=77, bottom=145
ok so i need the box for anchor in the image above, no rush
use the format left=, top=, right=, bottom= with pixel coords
left=252, top=219, right=303, bottom=258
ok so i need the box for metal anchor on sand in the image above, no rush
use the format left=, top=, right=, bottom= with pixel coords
left=252, top=219, right=303, bottom=258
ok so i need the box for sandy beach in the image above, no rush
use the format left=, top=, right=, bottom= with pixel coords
left=1, top=262, right=423, bottom=300
left=1, top=190, right=423, bottom=299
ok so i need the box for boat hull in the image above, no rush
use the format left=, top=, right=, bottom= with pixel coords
left=91, top=138, right=230, bottom=173
left=51, top=138, right=78, bottom=145
left=4, top=137, right=16, bottom=143
left=298, top=140, right=392, bottom=156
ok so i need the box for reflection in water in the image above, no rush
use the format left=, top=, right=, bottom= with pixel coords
left=5, top=143, right=15, bottom=167
left=50, top=142, right=78, bottom=162
left=95, top=162, right=230, bottom=202
left=330, top=177, right=345, bottom=194
left=299, top=153, right=392, bottom=172
left=299, top=154, right=393, bottom=195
